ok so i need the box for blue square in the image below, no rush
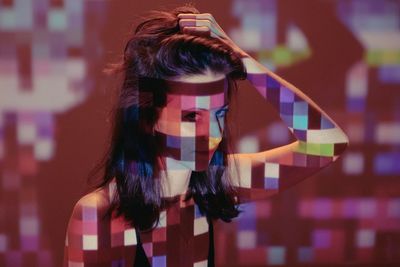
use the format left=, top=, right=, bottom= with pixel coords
left=321, top=116, right=335, bottom=129
left=167, top=135, right=180, bottom=148
left=267, top=76, right=280, bottom=89
left=298, top=247, right=313, bottom=262
left=152, top=256, right=166, bottom=267
left=293, top=101, right=308, bottom=116
left=194, top=204, right=204, bottom=218
left=280, top=103, right=293, bottom=115
left=281, top=114, right=293, bottom=127
left=267, top=246, right=285, bottom=265
left=264, top=178, right=278, bottom=189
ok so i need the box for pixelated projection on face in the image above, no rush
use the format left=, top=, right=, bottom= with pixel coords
left=138, top=76, right=229, bottom=171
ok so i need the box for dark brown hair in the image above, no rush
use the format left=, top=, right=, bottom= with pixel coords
left=96, top=4, right=246, bottom=231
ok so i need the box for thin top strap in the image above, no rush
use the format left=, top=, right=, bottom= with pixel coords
left=133, top=227, right=151, bottom=267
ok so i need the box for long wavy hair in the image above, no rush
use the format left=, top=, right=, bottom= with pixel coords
left=94, top=5, right=247, bottom=231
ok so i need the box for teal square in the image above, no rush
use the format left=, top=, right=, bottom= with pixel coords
left=293, top=115, right=308, bottom=130
left=48, top=10, right=67, bottom=31
left=267, top=246, right=285, bottom=265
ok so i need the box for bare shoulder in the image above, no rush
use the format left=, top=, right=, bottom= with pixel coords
left=74, top=186, right=112, bottom=219
left=64, top=180, right=137, bottom=266
left=70, top=182, right=114, bottom=221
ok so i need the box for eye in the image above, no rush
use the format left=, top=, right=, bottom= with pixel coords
left=182, top=111, right=201, bottom=122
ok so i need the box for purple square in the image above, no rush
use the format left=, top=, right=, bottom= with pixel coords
left=312, top=229, right=331, bottom=248
left=280, top=87, right=294, bottom=103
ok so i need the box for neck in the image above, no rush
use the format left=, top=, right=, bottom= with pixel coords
left=159, top=156, right=192, bottom=198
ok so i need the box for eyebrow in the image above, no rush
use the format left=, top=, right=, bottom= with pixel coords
left=182, top=104, right=229, bottom=112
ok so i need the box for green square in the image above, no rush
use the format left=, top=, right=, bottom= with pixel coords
left=306, top=143, right=320, bottom=155
left=320, top=143, right=334, bottom=156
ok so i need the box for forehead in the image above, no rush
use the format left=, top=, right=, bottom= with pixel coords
left=166, top=78, right=228, bottom=109
left=139, top=76, right=228, bottom=109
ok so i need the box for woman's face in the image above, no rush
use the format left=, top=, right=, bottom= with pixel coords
left=154, top=71, right=229, bottom=171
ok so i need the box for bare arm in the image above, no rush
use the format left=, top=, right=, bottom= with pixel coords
left=228, top=56, right=348, bottom=200
left=178, top=13, right=349, bottom=201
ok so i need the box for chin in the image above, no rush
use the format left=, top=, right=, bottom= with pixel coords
left=181, top=160, right=209, bottom=172
left=192, top=166, right=208, bottom=172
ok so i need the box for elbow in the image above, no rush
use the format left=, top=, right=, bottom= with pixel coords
left=333, top=135, right=350, bottom=160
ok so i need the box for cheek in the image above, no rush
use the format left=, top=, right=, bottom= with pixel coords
left=155, top=108, right=182, bottom=136
left=156, top=119, right=182, bottom=136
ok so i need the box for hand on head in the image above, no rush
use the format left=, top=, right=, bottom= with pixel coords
left=177, top=13, right=250, bottom=58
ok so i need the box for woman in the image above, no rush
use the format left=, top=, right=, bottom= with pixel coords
left=63, top=5, right=349, bottom=267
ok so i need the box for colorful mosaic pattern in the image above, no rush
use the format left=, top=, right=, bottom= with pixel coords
left=63, top=12, right=349, bottom=264
left=64, top=179, right=213, bottom=267
left=2, top=0, right=400, bottom=266
left=139, top=76, right=229, bottom=172
left=222, top=0, right=400, bottom=266
left=0, top=0, right=106, bottom=266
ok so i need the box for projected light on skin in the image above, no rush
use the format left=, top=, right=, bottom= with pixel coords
left=64, top=11, right=350, bottom=267
left=154, top=73, right=228, bottom=171
left=138, top=71, right=229, bottom=197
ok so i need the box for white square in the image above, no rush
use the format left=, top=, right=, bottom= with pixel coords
left=82, top=235, right=97, bottom=250
left=264, top=163, right=279, bottom=178
left=157, top=211, right=167, bottom=228
left=194, top=217, right=208, bottom=236
left=124, top=229, right=137, bottom=246
left=17, top=122, right=36, bottom=144
left=237, top=230, right=256, bottom=249
left=237, top=136, right=259, bottom=153
left=0, top=234, right=7, bottom=252
left=68, top=261, right=84, bottom=267
left=342, top=152, right=364, bottom=175
left=193, top=260, right=208, bottom=267
left=237, top=156, right=252, bottom=188
left=34, top=138, right=54, bottom=161
left=307, top=128, right=349, bottom=144
left=180, top=122, right=196, bottom=137
left=356, top=229, right=375, bottom=248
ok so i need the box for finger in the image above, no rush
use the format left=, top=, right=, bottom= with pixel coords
left=182, top=26, right=211, bottom=37
left=179, top=19, right=211, bottom=28
left=178, top=14, right=220, bottom=32
left=178, top=13, right=216, bottom=23
left=177, top=13, right=197, bottom=20
left=179, top=19, right=222, bottom=39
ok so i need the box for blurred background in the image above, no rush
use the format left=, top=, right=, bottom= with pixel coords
left=0, top=0, right=399, bottom=266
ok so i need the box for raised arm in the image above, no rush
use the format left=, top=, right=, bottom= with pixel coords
left=228, top=56, right=348, bottom=200
left=177, top=12, right=349, bottom=201
left=63, top=186, right=138, bottom=267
